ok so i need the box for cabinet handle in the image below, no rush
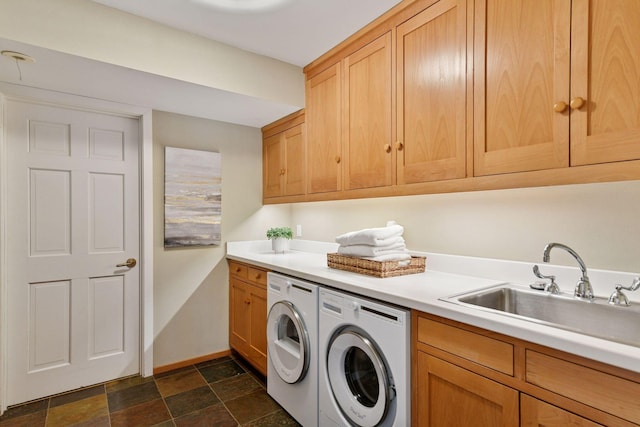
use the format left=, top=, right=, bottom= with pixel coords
left=335, top=156, right=341, bottom=164
left=570, top=97, right=585, bottom=110
left=244, top=299, right=251, bottom=305
left=395, top=141, right=404, bottom=151
left=553, top=101, right=568, bottom=113
left=384, top=143, right=391, bottom=153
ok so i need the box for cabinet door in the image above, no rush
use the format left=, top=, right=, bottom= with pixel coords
left=283, top=124, right=306, bottom=196
left=473, top=0, right=570, bottom=176
left=307, top=63, right=342, bottom=193
left=570, top=0, right=640, bottom=166
left=521, top=394, right=602, bottom=427
left=397, top=0, right=467, bottom=184
left=248, top=283, right=267, bottom=374
left=229, top=277, right=250, bottom=356
left=263, top=133, right=284, bottom=198
left=416, top=352, right=519, bottom=427
left=343, top=32, right=393, bottom=190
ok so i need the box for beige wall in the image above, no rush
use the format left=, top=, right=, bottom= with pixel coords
left=152, top=111, right=289, bottom=368
left=290, top=181, right=640, bottom=273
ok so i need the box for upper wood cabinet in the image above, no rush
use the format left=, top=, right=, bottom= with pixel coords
left=397, top=0, right=468, bottom=184
left=262, top=110, right=305, bottom=199
left=263, top=0, right=640, bottom=204
left=474, top=0, right=640, bottom=176
left=473, top=0, right=570, bottom=176
left=306, top=63, right=342, bottom=194
left=570, top=0, right=640, bottom=166
left=343, top=32, right=393, bottom=190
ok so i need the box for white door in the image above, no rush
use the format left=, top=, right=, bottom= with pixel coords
left=5, top=100, right=140, bottom=405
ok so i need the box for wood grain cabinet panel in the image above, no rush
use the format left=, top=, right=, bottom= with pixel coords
left=397, top=0, right=468, bottom=184
left=570, top=0, right=640, bottom=166
left=417, top=316, right=514, bottom=375
left=306, top=63, right=342, bottom=194
left=473, top=0, right=571, bottom=176
left=416, top=352, right=519, bottom=427
left=343, top=32, right=393, bottom=190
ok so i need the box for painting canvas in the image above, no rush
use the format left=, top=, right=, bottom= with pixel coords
left=164, top=146, right=222, bottom=247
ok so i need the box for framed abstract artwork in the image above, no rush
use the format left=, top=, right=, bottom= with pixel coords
left=164, top=146, right=222, bottom=247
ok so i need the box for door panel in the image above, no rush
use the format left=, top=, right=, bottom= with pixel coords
left=29, top=281, right=71, bottom=372
left=89, top=172, right=124, bottom=252
left=397, top=0, right=467, bottom=184
left=474, top=0, right=570, bottom=175
left=6, top=100, right=140, bottom=405
left=29, top=169, right=71, bottom=256
left=88, top=276, right=125, bottom=358
left=570, top=0, right=640, bottom=165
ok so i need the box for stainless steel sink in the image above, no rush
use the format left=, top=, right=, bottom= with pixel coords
left=443, top=284, right=640, bottom=347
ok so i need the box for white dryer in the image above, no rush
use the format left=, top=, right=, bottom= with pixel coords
left=267, top=272, right=319, bottom=427
left=318, top=287, right=410, bottom=427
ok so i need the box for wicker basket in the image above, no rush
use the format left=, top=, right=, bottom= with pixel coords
left=327, top=253, right=426, bottom=278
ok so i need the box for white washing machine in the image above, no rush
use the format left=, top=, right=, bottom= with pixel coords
left=318, top=287, right=410, bottom=427
left=267, top=272, right=319, bottom=427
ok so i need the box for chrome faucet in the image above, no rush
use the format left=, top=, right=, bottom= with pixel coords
left=542, top=243, right=594, bottom=301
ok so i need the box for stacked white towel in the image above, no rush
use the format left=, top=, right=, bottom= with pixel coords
left=335, top=222, right=411, bottom=262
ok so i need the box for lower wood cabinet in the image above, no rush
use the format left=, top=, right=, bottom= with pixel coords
left=416, top=352, right=518, bottom=426
left=228, top=261, right=268, bottom=375
left=413, top=311, right=640, bottom=426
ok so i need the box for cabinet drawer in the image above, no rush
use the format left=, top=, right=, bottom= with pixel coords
left=247, top=267, right=267, bottom=287
left=526, top=350, right=640, bottom=425
left=228, top=261, right=248, bottom=279
left=417, top=316, right=514, bottom=376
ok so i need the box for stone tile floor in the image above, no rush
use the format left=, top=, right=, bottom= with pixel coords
left=0, top=355, right=301, bottom=426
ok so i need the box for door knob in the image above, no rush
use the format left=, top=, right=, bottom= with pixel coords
left=116, top=258, right=137, bottom=268
left=570, top=97, right=585, bottom=110
left=553, top=101, right=568, bottom=113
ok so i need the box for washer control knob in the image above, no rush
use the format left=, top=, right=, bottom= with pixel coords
left=349, top=301, right=360, bottom=311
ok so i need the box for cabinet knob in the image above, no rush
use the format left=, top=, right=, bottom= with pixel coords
left=280, top=168, right=286, bottom=175
left=335, top=156, right=341, bottom=164
left=570, top=97, right=585, bottom=110
left=244, top=299, right=251, bottom=305
left=254, top=273, right=261, bottom=280
left=553, top=101, right=568, bottom=113
left=235, top=267, right=241, bottom=273
left=395, top=141, right=404, bottom=151
left=384, top=143, right=391, bottom=153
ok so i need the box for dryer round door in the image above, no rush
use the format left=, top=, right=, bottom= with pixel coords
left=267, top=301, right=310, bottom=384
left=327, top=329, right=395, bottom=427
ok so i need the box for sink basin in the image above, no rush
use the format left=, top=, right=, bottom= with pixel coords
left=443, top=284, right=640, bottom=347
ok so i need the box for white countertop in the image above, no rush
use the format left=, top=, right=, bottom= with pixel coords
left=227, top=239, right=640, bottom=373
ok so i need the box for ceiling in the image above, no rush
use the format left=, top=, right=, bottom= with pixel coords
left=90, top=0, right=403, bottom=67
left=0, top=0, right=402, bottom=127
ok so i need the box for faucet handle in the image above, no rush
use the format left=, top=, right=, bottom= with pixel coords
left=532, top=265, right=560, bottom=294
left=608, top=277, right=640, bottom=306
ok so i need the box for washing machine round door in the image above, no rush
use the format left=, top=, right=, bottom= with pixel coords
left=327, top=329, right=395, bottom=427
left=267, top=301, right=310, bottom=384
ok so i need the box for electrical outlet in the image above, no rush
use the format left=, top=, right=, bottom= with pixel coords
left=296, top=224, right=302, bottom=237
